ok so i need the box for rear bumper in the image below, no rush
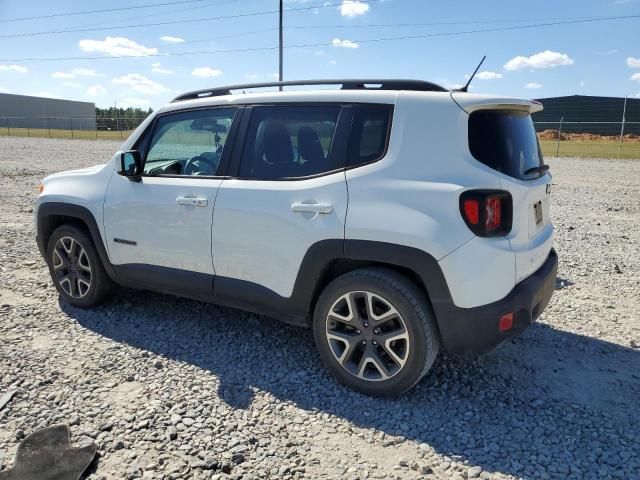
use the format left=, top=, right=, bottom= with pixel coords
left=435, top=248, right=557, bottom=354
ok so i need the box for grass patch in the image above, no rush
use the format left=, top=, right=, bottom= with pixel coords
left=0, top=127, right=134, bottom=141
left=539, top=140, right=640, bottom=159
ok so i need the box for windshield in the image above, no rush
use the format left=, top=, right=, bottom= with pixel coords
left=468, top=109, right=545, bottom=180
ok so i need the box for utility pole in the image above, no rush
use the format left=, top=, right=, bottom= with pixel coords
left=279, top=0, right=283, bottom=91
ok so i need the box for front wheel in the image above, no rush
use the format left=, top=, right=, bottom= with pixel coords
left=46, top=224, right=114, bottom=307
left=313, top=268, right=440, bottom=396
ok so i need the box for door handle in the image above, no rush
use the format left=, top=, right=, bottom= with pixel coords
left=291, top=202, right=333, bottom=214
left=176, top=196, right=208, bottom=207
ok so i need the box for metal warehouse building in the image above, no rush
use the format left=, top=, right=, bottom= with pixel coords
left=0, top=93, right=96, bottom=131
left=533, top=95, right=640, bottom=135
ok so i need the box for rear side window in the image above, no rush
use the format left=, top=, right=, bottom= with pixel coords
left=239, top=105, right=341, bottom=180
left=468, top=109, right=544, bottom=180
left=348, top=104, right=393, bottom=168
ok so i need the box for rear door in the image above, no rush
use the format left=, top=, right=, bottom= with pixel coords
left=211, top=104, right=351, bottom=302
left=467, top=107, right=553, bottom=283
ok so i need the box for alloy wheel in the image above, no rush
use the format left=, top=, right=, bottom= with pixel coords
left=52, top=236, right=92, bottom=298
left=325, top=291, right=410, bottom=381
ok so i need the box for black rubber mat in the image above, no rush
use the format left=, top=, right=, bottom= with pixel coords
left=0, top=424, right=96, bottom=480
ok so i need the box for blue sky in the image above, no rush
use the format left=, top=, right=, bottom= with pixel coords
left=0, top=0, right=639, bottom=109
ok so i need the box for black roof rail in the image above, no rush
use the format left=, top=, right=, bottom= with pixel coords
left=171, top=79, right=448, bottom=102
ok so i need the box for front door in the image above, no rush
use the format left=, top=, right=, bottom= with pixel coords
left=103, top=107, right=239, bottom=298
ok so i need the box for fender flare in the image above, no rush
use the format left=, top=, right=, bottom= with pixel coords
left=216, top=239, right=455, bottom=328
left=36, top=202, right=119, bottom=283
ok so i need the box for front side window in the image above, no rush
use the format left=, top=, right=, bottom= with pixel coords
left=468, top=109, right=544, bottom=180
left=239, top=105, right=341, bottom=180
left=143, top=108, right=236, bottom=176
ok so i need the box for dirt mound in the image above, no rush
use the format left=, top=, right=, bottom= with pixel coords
left=537, top=131, right=640, bottom=143
left=538, top=129, right=568, bottom=141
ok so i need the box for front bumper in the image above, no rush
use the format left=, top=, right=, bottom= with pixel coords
left=436, top=248, right=558, bottom=354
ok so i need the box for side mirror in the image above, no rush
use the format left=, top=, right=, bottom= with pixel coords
left=118, top=151, right=142, bottom=181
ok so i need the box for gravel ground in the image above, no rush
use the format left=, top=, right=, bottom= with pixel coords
left=1, top=136, right=639, bottom=480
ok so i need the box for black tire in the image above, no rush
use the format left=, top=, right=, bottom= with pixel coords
left=313, top=268, right=440, bottom=396
left=46, top=224, right=114, bottom=308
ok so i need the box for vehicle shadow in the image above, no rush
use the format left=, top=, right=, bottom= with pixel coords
left=63, top=289, right=640, bottom=479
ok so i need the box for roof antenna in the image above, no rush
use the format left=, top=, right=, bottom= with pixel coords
left=457, top=55, right=486, bottom=92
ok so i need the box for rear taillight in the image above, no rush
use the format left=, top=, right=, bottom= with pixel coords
left=460, top=190, right=512, bottom=237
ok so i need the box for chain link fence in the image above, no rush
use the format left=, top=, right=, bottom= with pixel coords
left=534, top=121, right=640, bottom=159
left=1, top=114, right=639, bottom=159
left=0, top=116, right=148, bottom=140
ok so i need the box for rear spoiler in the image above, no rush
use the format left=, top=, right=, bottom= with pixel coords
left=451, top=92, right=543, bottom=114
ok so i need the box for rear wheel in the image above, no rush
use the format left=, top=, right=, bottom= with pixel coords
left=46, top=224, right=114, bottom=307
left=313, top=268, right=440, bottom=396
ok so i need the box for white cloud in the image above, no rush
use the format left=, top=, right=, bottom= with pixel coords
left=332, top=38, right=359, bottom=49
left=192, top=67, right=223, bottom=78
left=476, top=71, right=503, bottom=80
left=579, top=80, right=586, bottom=87
left=525, top=82, right=543, bottom=89
left=504, top=50, right=574, bottom=71
left=627, top=57, right=640, bottom=68
left=631, top=72, right=640, bottom=82
left=328, top=60, right=337, bottom=65
left=0, top=86, right=8, bottom=93
left=79, top=37, right=157, bottom=57
left=267, top=73, right=279, bottom=79
left=151, top=62, right=174, bottom=74
left=52, top=72, right=75, bottom=79
left=340, top=0, right=369, bottom=17
left=52, top=68, right=105, bottom=80
left=87, top=84, right=107, bottom=96
left=0, top=64, right=28, bottom=73
left=160, top=35, right=185, bottom=44
left=606, top=49, right=619, bottom=55
left=63, top=82, right=82, bottom=88
left=119, top=97, right=152, bottom=108
left=72, top=68, right=104, bottom=77
left=314, top=50, right=325, bottom=55
left=244, top=73, right=259, bottom=79
left=112, top=73, right=168, bottom=94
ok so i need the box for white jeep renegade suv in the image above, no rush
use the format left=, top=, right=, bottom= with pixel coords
left=35, top=79, right=557, bottom=395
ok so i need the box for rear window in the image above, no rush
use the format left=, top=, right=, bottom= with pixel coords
left=347, top=104, right=393, bottom=168
left=468, top=109, right=544, bottom=180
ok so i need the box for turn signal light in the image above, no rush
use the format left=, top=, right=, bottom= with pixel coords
left=499, top=312, right=514, bottom=332
left=460, top=190, right=512, bottom=237
left=38, top=183, right=44, bottom=194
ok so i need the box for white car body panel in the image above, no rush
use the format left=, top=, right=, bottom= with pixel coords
left=498, top=173, right=553, bottom=284
left=103, top=170, right=221, bottom=275
left=438, top=236, right=516, bottom=308
left=212, top=173, right=348, bottom=298
left=34, top=159, right=115, bottom=244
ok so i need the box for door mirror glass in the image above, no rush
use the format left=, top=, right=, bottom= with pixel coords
left=119, top=151, right=141, bottom=179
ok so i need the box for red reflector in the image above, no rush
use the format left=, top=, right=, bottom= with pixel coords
left=499, top=312, right=514, bottom=332
left=463, top=199, right=479, bottom=225
left=485, top=196, right=502, bottom=231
